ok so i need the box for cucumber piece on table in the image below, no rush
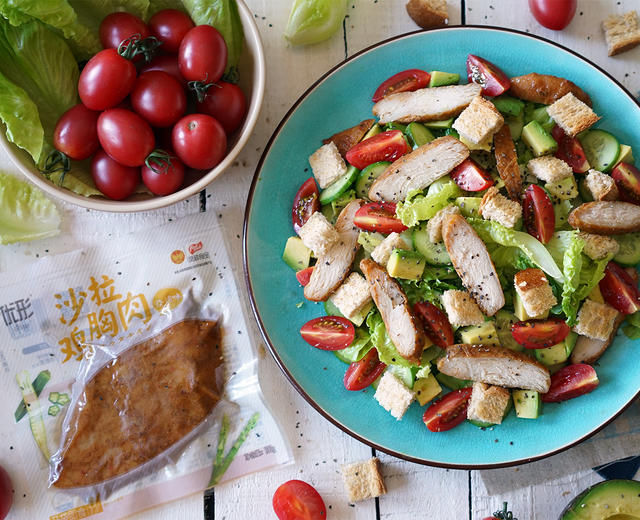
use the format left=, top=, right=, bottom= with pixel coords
left=412, top=223, right=451, bottom=265
left=578, top=129, right=620, bottom=172
left=319, top=165, right=360, bottom=204
left=355, top=161, right=390, bottom=199
left=614, top=233, right=640, bottom=266
left=14, top=369, right=50, bottom=422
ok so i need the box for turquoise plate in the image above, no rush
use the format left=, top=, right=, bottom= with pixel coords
left=243, top=27, right=640, bottom=468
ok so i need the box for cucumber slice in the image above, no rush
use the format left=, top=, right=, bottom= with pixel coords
left=355, top=161, right=390, bottom=199
left=492, top=95, right=524, bottom=117
left=614, top=232, right=640, bottom=266
left=412, top=223, right=451, bottom=265
left=424, top=118, right=454, bottom=129
left=319, top=165, right=360, bottom=204
left=435, top=372, right=473, bottom=390
left=384, top=122, right=407, bottom=133
left=406, top=122, right=435, bottom=148
left=468, top=419, right=494, bottom=428
left=579, top=129, right=620, bottom=173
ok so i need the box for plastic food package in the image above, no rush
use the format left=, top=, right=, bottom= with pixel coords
left=0, top=212, right=291, bottom=519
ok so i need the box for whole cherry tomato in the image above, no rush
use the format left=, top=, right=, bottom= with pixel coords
left=97, top=108, right=155, bottom=167
left=131, top=71, right=187, bottom=127
left=196, top=82, right=247, bottom=134
left=99, top=12, right=149, bottom=50
left=529, top=0, right=577, bottom=30
left=53, top=104, right=100, bottom=160
left=148, top=9, right=195, bottom=53
left=141, top=153, right=185, bottom=196
left=178, top=25, right=227, bottom=85
left=140, top=54, right=187, bottom=87
left=91, top=149, right=140, bottom=200
left=0, top=464, right=12, bottom=520
left=78, top=49, right=137, bottom=110
left=171, top=114, right=227, bottom=170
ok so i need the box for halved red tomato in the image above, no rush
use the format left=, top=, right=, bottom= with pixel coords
left=272, top=480, right=327, bottom=520
left=372, top=69, right=431, bottom=102
left=346, top=130, right=409, bottom=170
left=511, top=318, right=570, bottom=349
left=413, top=302, right=454, bottom=349
left=552, top=125, right=590, bottom=173
left=300, top=316, right=355, bottom=350
left=523, top=184, right=555, bottom=244
left=599, top=261, right=640, bottom=315
left=542, top=363, right=598, bottom=403
left=611, top=162, right=640, bottom=205
left=423, top=387, right=473, bottom=432
left=292, top=177, right=319, bottom=234
left=353, top=202, right=408, bottom=233
left=344, top=348, right=386, bottom=391
left=296, top=266, right=314, bottom=286
left=450, top=158, right=494, bottom=192
left=466, top=54, right=510, bottom=97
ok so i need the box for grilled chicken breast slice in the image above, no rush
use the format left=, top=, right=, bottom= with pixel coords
left=493, top=124, right=522, bottom=200
left=437, top=344, right=551, bottom=393
left=509, top=73, right=592, bottom=106
left=360, top=259, right=426, bottom=364
left=568, top=201, right=640, bottom=234
left=304, top=200, right=364, bottom=301
left=322, top=119, right=376, bottom=158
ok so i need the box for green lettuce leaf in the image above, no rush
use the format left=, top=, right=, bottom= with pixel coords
left=623, top=311, right=640, bottom=340
left=398, top=278, right=459, bottom=307
left=0, top=172, right=60, bottom=243
left=334, top=328, right=372, bottom=364
left=366, top=312, right=414, bottom=368
left=284, top=0, right=347, bottom=46
left=396, top=177, right=462, bottom=227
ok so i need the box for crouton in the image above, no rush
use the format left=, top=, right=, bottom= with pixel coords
left=341, top=458, right=387, bottom=502
left=406, top=0, right=448, bottom=29
left=579, top=232, right=620, bottom=260
left=467, top=382, right=511, bottom=425
left=527, top=156, right=573, bottom=183
left=371, top=232, right=409, bottom=265
left=602, top=11, right=640, bottom=56
left=479, top=186, right=522, bottom=229
left=573, top=299, right=619, bottom=341
left=309, top=142, right=347, bottom=189
left=546, top=93, right=600, bottom=137
left=330, top=272, right=372, bottom=322
left=298, top=212, right=339, bottom=256
left=452, top=95, right=504, bottom=145
left=585, top=169, right=619, bottom=201
left=323, top=119, right=376, bottom=158
left=514, top=268, right=557, bottom=319
left=442, top=289, right=485, bottom=327
left=427, top=205, right=461, bottom=243
left=374, top=371, right=415, bottom=420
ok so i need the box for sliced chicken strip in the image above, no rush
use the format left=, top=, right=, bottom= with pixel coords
left=568, top=201, right=640, bottom=235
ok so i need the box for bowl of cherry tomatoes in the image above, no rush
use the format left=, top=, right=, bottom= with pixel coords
left=0, top=0, right=265, bottom=212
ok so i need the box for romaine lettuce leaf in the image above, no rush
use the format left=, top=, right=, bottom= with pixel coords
left=396, top=177, right=462, bottom=227
left=334, top=328, right=372, bottom=364
left=366, top=311, right=414, bottom=368
left=0, top=172, right=60, bottom=244
left=284, top=0, right=347, bottom=46
left=623, top=311, right=640, bottom=340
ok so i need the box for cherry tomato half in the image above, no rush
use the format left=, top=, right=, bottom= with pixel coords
left=523, top=184, right=555, bottom=244
left=78, top=49, right=137, bottom=111
left=0, top=465, right=12, bottom=520
left=542, top=363, right=598, bottom=403
left=141, top=154, right=185, bottom=196
left=295, top=266, right=314, bottom=286
left=300, top=316, right=355, bottom=351
left=53, top=104, right=100, bottom=160
left=552, top=125, right=590, bottom=173
left=599, top=261, right=640, bottom=315
left=423, top=387, right=473, bottom=432
left=529, top=0, right=577, bottom=30
left=148, top=9, right=194, bottom=53
left=343, top=348, right=386, bottom=391
left=466, top=54, right=511, bottom=97
left=97, top=108, right=155, bottom=167
left=131, top=71, right=187, bottom=127
left=196, top=82, right=247, bottom=134
left=511, top=318, right=570, bottom=349
left=172, top=114, right=227, bottom=170
left=178, top=25, right=227, bottom=84
left=372, top=69, right=431, bottom=102
left=91, top=149, right=140, bottom=200
left=292, top=178, right=320, bottom=234
left=612, top=162, right=640, bottom=205
left=413, top=302, right=454, bottom=349
left=345, top=130, right=409, bottom=170
left=353, top=202, right=408, bottom=233
left=450, top=158, right=494, bottom=192
left=141, top=54, right=187, bottom=87
left=99, top=12, right=149, bottom=51
left=272, top=480, right=327, bottom=520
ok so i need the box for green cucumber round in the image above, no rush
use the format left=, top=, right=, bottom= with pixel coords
left=355, top=161, right=390, bottom=199
left=319, top=165, right=360, bottom=204
left=578, top=129, right=620, bottom=172
left=614, top=232, right=640, bottom=266
left=412, top=224, right=451, bottom=265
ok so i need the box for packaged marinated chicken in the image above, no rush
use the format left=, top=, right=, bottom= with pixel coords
left=0, top=212, right=291, bottom=519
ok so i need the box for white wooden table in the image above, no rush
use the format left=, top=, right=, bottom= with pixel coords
left=1, top=1, right=639, bottom=518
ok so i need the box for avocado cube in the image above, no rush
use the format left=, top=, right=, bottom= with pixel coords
left=534, top=332, right=578, bottom=366
left=429, top=71, right=459, bottom=87
left=387, top=249, right=426, bottom=280
left=459, top=321, right=501, bottom=346
left=545, top=176, right=579, bottom=201
left=423, top=118, right=454, bottom=129
left=514, top=291, right=549, bottom=321
left=513, top=389, right=541, bottom=419
left=282, top=236, right=311, bottom=271
left=491, top=95, right=525, bottom=117
left=362, top=123, right=382, bottom=141
left=455, top=196, right=482, bottom=218
left=406, top=122, right=435, bottom=148
left=522, top=121, right=558, bottom=157
left=414, top=374, right=442, bottom=406
left=614, top=144, right=634, bottom=168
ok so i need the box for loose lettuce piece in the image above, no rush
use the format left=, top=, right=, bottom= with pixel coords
left=284, top=0, right=347, bottom=46
left=623, top=311, right=640, bottom=340
left=0, top=172, right=60, bottom=244
left=396, top=177, right=462, bottom=227
left=366, top=311, right=414, bottom=369
left=398, top=277, right=459, bottom=307
left=334, top=328, right=372, bottom=364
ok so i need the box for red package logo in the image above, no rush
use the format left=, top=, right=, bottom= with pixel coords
left=189, top=242, right=203, bottom=255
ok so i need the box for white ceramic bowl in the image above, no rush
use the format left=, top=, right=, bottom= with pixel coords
left=0, top=0, right=265, bottom=212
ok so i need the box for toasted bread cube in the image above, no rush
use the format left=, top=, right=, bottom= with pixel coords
left=330, top=273, right=373, bottom=322
left=467, top=382, right=511, bottom=425
left=406, top=0, right=448, bottom=29
left=547, top=93, right=600, bottom=137
left=573, top=299, right=619, bottom=341
left=585, top=169, right=619, bottom=201
left=527, top=156, right=573, bottom=183
left=374, top=371, right=415, bottom=420
left=579, top=232, right=620, bottom=260
left=452, top=95, right=504, bottom=144
left=309, top=142, right=348, bottom=189
left=442, top=289, right=485, bottom=327
left=298, top=212, right=339, bottom=256
left=371, top=232, right=409, bottom=265
left=427, top=205, right=461, bottom=243
left=602, top=11, right=640, bottom=56
left=479, top=186, right=522, bottom=229
left=514, top=268, right=557, bottom=319
left=341, top=457, right=387, bottom=502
